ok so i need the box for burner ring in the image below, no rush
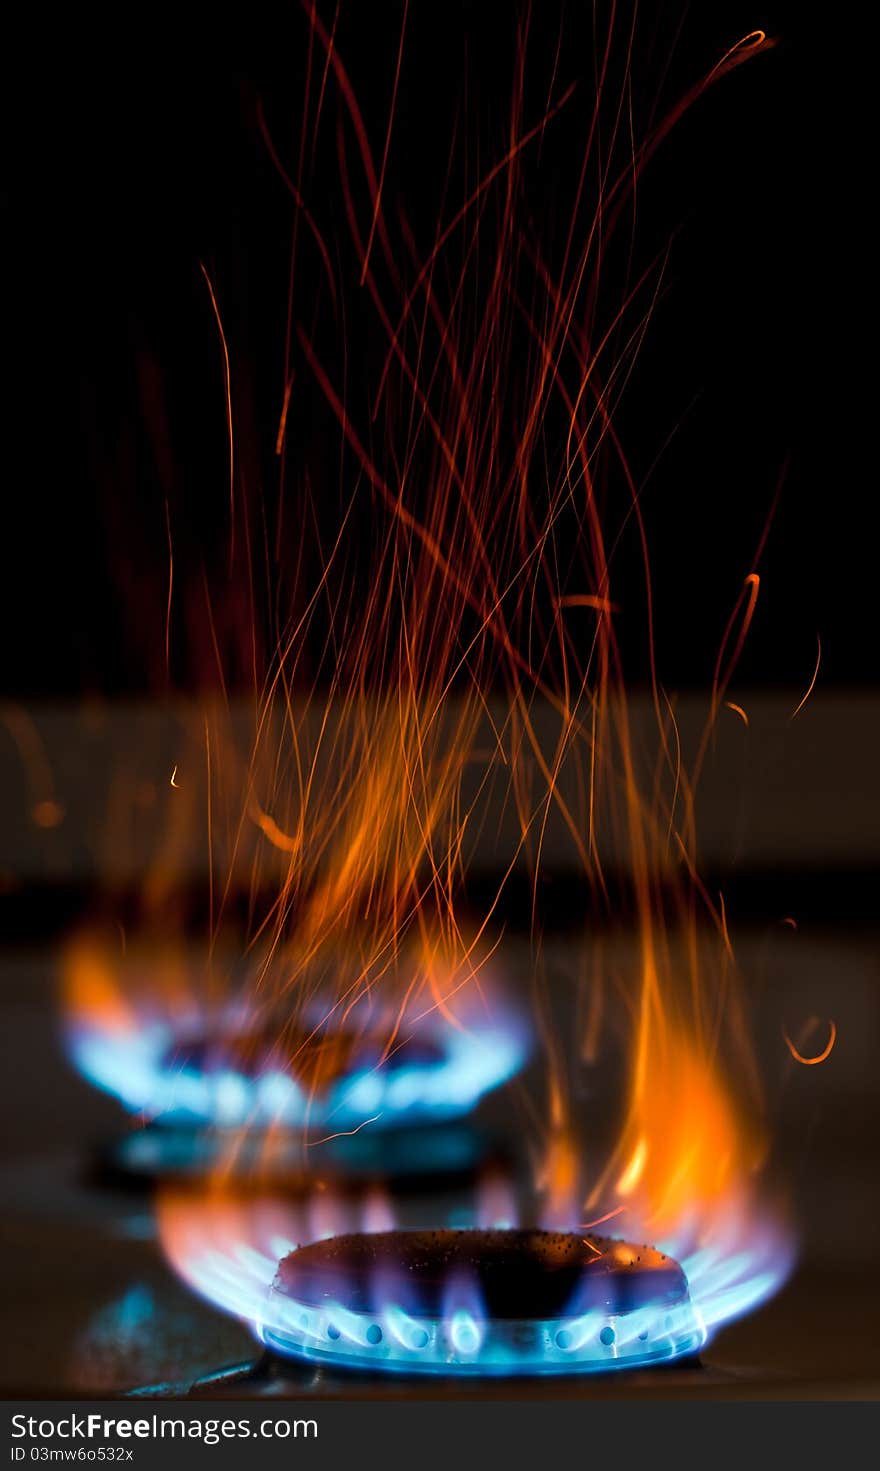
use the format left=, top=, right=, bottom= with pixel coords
left=71, top=1000, right=527, bottom=1130
left=260, top=1229, right=706, bottom=1375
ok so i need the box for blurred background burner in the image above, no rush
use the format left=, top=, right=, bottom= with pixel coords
left=68, top=982, right=528, bottom=1136
left=260, top=1229, right=704, bottom=1375
left=152, top=1022, right=446, bottom=1128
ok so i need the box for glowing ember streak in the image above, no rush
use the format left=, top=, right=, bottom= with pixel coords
left=557, top=593, right=619, bottom=614
left=790, top=634, right=822, bottom=720
left=275, top=376, right=294, bottom=456
left=725, top=701, right=749, bottom=727
left=169, top=765, right=179, bottom=788
left=579, top=1206, right=626, bottom=1232
left=710, top=30, right=768, bottom=78
left=250, top=802, right=299, bottom=853
left=199, top=262, right=235, bottom=539
left=711, top=574, right=761, bottom=727
left=305, top=1114, right=382, bottom=1147
left=783, top=1019, right=837, bottom=1066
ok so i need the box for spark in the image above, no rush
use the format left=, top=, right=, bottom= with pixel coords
left=170, top=765, right=179, bottom=789
left=251, top=803, right=299, bottom=853
left=718, top=574, right=760, bottom=695
left=790, top=634, right=822, bottom=721
left=275, top=376, right=294, bottom=456
left=782, top=916, right=798, bottom=930
left=579, top=1205, right=627, bottom=1231
left=199, top=262, right=235, bottom=551
left=725, top=701, right=749, bottom=727
left=783, top=1019, right=837, bottom=1066
left=694, top=572, right=761, bottom=782
left=557, top=593, right=620, bottom=614
left=708, top=30, right=768, bottom=84
left=305, top=1114, right=383, bottom=1147
left=360, top=0, right=409, bottom=284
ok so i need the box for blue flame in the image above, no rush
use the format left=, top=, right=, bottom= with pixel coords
left=161, top=1198, right=792, bottom=1377
left=256, top=1289, right=705, bottom=1375
left=448, top=1309, right=483, bottom=1357
left=67, top=1004, right=527, bottom=1131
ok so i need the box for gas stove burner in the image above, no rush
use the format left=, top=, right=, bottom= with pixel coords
left=260, top=1229, right=705, bottom=1376
left=70, top=994, right=527, bottom=1133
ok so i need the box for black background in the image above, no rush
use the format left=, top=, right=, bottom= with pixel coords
left=0, top=1, right=869, bottom=696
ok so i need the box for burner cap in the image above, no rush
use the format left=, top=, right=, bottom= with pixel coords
left=276, top=1228, right=686, bottom=1317
left=261, top=1228, right=704, bottom=1376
